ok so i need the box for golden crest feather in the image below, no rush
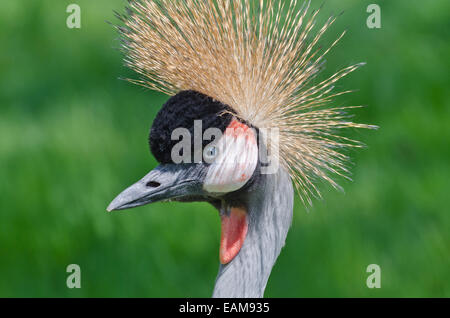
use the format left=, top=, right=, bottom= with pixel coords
left=117, top=0, right=376, bottom=205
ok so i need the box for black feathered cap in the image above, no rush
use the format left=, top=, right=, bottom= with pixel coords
left=149, top=90, right=235, bottom=164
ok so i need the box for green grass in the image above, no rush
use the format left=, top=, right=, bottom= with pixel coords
left=0, top=0, right=449, bottom=297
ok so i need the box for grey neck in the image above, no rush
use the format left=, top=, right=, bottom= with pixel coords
left=212, top=168, right=294, bottom=298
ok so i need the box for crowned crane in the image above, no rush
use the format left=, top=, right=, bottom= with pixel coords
left=107, top=0, right=375, bottom=298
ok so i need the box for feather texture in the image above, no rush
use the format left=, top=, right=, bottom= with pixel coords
left=117, top=0, right=376, bottom=205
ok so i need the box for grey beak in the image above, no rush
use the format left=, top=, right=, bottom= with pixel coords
left=107, top=164, right=205, bottom=212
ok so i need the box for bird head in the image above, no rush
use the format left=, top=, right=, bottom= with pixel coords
left=107, top=0, right=377, bottom=297
left=108, top=90, right=263, bottom=265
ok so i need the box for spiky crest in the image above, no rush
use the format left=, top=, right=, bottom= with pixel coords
left=117, top=0, right=376, bottom=204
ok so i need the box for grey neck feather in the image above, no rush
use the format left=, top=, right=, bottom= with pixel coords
left=212, top=167, right=294, bottom=298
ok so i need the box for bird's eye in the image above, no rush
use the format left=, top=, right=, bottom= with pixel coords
left=204, top=145, right=218, bottom=162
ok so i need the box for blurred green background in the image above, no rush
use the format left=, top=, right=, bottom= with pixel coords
left=0, top=0, right=449, bottom=297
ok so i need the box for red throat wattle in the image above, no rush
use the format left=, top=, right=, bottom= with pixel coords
left=220, top=207, right=248, bottom=265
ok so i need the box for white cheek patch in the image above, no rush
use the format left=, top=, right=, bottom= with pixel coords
left=204, top=120, right=258, bottom=194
